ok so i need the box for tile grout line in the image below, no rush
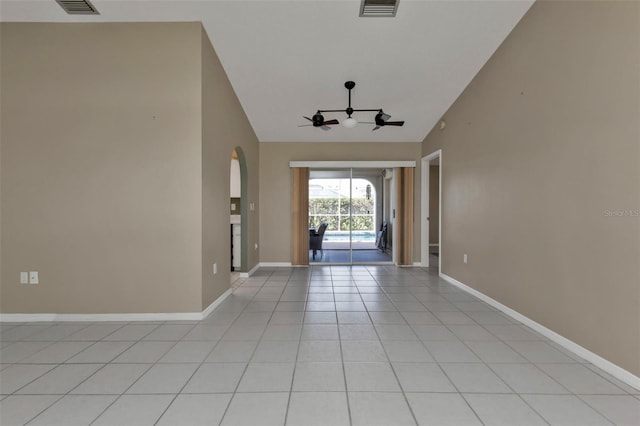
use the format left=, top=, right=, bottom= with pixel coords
left=1, top=326, right=89, bottom=366
left=215, top=268, right=286, bottom=426
left=428, top=297, right=612, bottom=423
left=87, top=322, right=196, bottom=425
left=283, top=271, right=312, bottom=426
left=425, top=288, right=560, bottom=425
left=373, top=272, right=444, bottom=426
left=332, top=266, right=356, bottom=426
left=583, top=363, right=640, bottom=395
left=426, top=302, right=554, bottom=424
left=17, top=394, right=67, bottom=425
left=405, top=281, right=577, bottom=424
left=378, top=266, right=541, bottom=426
left=6, top=322, right=126, bottom=393
left=147, top=319, right=228, bottom=425
left=20, top=322, right=150, bottom=425
left=572, top=394, right=618, bottom=425
left=3, top=266, right=636, bottom=425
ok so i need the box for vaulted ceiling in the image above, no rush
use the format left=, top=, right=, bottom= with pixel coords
left=1, top=0, right=534, bottom=142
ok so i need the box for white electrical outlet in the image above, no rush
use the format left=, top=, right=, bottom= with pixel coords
left=254, top=243, right=258, bottom=250
left=213, top=263, right=217, bottom=275
left=29, top=271, right=39, bottom=284
left=20, top=272, right=29, bottom=284
left=231, top=203, right=236, bottom=211
left=463, top=254, right=468, bottom=264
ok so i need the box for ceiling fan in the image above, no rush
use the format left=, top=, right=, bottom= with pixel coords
left=299, top=114, right=340, bottom=131
left=299, top=81, right=405, bottom=131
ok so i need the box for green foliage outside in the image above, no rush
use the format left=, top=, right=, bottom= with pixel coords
left=342, top=216, right=374, bottom=231
left=309, top=197, right=374, bottom=231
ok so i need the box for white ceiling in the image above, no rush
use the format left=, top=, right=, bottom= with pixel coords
left=1, top=0, right=533, bottom=143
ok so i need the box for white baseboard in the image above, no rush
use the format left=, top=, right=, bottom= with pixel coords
left=201, top=288, right=232, bottom=319
left=259, top=262, right=294, bottom=268
left=439, top=272, right=640, bottom=391
left=0, top=312, right=202, bottom=322
left=0, top=287, right=233, bottom=323
left=413, top=262, right=424, bottom=267
left=239, top=263, right=261, bottom=278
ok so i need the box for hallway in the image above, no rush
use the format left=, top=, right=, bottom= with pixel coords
left=1, top=266, right=638, bottom=425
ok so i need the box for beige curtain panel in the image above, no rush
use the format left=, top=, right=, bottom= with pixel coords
left=395, top=167, right=414, bottom=266
left=291, top=167, right=310, bottom=266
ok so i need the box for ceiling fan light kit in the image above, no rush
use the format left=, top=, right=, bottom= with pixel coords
left=342, top=117, right=358, bottom=128
left=299, top=81, right=405, bottom=131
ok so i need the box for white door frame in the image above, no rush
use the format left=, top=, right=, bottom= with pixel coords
left=294, top=160, right=415, bottom=266
left=421, top=150, right=442, bottom=269
left=390, top=170, right=397, bottom=265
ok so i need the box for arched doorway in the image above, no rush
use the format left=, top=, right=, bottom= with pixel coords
left=230, top=148, right=248, bottom=273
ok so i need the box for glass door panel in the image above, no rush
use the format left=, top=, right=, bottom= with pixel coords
left=309, top=168, right=350, bottom=264
left=309, top=168, right=392, bottom=265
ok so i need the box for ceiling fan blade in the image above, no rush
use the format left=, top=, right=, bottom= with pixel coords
left=384, top=121, right=404, bottom=126
left=372, top=126, right=381, bottom=131
left=298, top=124, right=313, bottom=127
left=323, top=119, right=339, bottom=125
left=321, top=125, right=332, bottom=131
left=380, top=113, right=391, bottom=121
left=303, top=116, right=313, bottom=122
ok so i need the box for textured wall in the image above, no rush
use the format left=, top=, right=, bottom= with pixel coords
left=1, top=23, right=203, bottom=313
left=201, top=28, right=260, bottom=310
left=1, top=22, right=260, bottom=314
left=259, top=142, right=422, bottom=263
left=422, top=1, right=640, bottom=375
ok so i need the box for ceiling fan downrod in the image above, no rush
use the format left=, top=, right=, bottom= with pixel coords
left=345, top=81, right=355, bottom=117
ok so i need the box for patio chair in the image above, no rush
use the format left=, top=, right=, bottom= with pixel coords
left=376, top=222, right=388, bottom=252
left=310, top=222, right=328, bottom=260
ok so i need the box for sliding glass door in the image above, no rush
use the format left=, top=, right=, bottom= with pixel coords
left=308, top=168, right=393, bottom=265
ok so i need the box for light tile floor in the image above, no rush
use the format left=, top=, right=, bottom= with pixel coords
left=1, top=266, right=639, bottom=425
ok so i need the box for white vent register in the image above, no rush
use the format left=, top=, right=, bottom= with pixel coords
left=55, top=0, right=99, bottom=15
left=360, top=0, right=399, bottom=17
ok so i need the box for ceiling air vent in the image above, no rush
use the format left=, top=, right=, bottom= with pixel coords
left=360, top=0, right=399, bottom=17
left=55, top=0, right=99, bottom=15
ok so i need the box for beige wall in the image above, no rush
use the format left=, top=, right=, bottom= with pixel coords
left=422, top=1, right=640, bottom=376
left=201, top=29, right=260, bottom=310
left=259, top=142, right=422, bottom=263
left=429, top=166, right=439, bottom=244
left=0, top=22, right=259, bottom=314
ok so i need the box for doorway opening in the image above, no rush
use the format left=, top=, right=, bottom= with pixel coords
left=230, top=148, right=248, bottom=278
left=421, top=150, right=442, bottom=270
left=308, top=168, right=393, bottom=264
